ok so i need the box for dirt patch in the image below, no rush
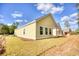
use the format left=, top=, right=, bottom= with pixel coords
left=40, top=35, right=79, bottom=56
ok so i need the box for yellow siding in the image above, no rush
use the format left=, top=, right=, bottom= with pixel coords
left=36, top=15, right=57, bottom=39
left=14, top=22, right=36, bottom=40
left=14, top=14, right=62, bottom=40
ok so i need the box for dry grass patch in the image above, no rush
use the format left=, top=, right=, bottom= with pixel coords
left=41, top=35, right=79, bottom=56
left=1, top=35, right=69, bottom=56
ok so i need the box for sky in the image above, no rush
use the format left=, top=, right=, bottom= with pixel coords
left=0, top=3, right=78, bottom=31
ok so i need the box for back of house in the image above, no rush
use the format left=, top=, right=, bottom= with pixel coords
left=36, top=14, right=63, bottom=39
left=14, top=14, right=63, bottom=40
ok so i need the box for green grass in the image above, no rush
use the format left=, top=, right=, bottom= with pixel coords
left=1, top=35, right=68, bottom=56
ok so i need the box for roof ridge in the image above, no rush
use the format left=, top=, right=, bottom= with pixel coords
left=16, top=13, right=53, bottom=29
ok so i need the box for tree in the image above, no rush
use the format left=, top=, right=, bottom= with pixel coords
left=63, top=18, right=71, bottom=33
left=9, top=25, right=15, bottom=34
left=2, top=25, right=9, bottom=34
left=77, top=14, right=79, bottom=29
left=76, top=4, right=79, bottom=29
left=0, top=23, right=9, bottom=34
left=64, top=20, right=70, bottom=29
left=0, top=23, right=4, bottom=34
left=76, top=28, right=79, bottom=33
left=9, top=22, right=19, bottom=34
left=0, top=22, right=19, bottom=35
left=12, top=22, right=19, bottom=29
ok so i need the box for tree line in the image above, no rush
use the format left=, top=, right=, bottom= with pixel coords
left=0, top=22, right=19, bottom=35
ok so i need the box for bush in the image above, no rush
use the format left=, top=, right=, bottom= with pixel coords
left=76, top=29, right=79, bottom=33
left=70, top=32, right=79, bottom=35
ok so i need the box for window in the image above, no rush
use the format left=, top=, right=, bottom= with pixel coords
left=49, top=28, right=52, bottom=35
left=40, top=27, right=43, bottom=35
left=23, top=29, right=25, bottom=35
left=45, top=28, right=48, bottom=35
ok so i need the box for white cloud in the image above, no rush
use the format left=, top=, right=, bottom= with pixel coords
left=61, top=12, right=78, bottom=21
left=69, top=19, right=77, bottom=25
left=11, top=11, right=23, bottom=18
left=15, top=19, right=28, bottom=23
left=7, top=23, right=12, bottom=26
left=36, top=3, right=52, bottom=11
left=61, top=16, right=70, bottom=21
left=61, top=12, right=78, bottom=26
left=70, top=13, right=78, bottom=18
left=15, top=19, right=23, bottom=22
left=51, top=6, right=64, bottom=14
left=35, top=3, right=64, bottom=14
left=12, top=14, right=22, bottom=18
left=70, top=13, right=78, bottom=22
left=61, top=16, right=77, bottom=25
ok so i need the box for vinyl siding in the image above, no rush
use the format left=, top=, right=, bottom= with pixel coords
left=15, top=22, right=36, bottom=40
left=36, top=14, right=58, bottom=39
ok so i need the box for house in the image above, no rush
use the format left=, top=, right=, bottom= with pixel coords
left=14, top=14, right=63, bottom=40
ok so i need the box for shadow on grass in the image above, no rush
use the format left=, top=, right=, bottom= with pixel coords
left=36, top=36, right=65, bottom=41
left=0, top=47, right=6, bottom=55
left=36, top=45, right=56, bottom=56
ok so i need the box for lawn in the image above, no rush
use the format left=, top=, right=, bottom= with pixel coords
left=1, top=35, right=69, bottom=56
left=40, top=35, right=79, bottom=56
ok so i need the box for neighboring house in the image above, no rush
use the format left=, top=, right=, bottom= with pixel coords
left=63, top=27, right=71, bottom=35
left=14, top=14, right=63, bottom=40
